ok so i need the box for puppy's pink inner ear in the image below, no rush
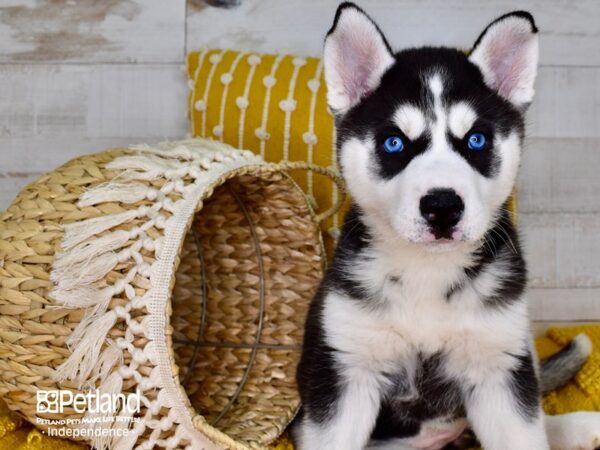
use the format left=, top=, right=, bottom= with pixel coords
left=337, top=31, right=385, bottom=103
left=469, top=15, right=538, bottom=106
left=484, top=30, right=533, bottom=99
left=324, top=6, right=394, bottom=113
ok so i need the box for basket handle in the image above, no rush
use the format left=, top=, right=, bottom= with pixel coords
left=271, top=161, right=346, bottom=224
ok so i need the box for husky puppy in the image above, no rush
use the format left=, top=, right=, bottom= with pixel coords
left=294, top=3, right=600, bottom=450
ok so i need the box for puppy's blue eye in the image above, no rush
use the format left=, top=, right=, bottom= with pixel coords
left=383, top=136, right=404, bottom=153
left=467, top=132, right=487, bottom=151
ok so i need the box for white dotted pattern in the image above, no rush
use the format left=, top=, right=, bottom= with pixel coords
left=186, top=50, right=343, bottom=238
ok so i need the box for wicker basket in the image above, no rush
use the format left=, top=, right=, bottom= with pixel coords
left=0, top=139, right=344, bottom=450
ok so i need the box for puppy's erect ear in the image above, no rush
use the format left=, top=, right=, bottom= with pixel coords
left=323, top=2, right=394, bottom=114
left=469, top=11, right=539, bottom=107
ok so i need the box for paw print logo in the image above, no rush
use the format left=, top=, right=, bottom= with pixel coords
left=37, top=390, right=59, bottom=414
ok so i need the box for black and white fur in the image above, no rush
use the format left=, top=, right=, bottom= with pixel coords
left=294, top=3, right=600, bottom=450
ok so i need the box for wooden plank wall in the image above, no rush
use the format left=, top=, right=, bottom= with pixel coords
left=1, top=0, right=598, bottom=325
left=0, top=0, right=189, bottom=208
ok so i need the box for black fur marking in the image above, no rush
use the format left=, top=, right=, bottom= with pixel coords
left=325, top=204, right=372, bottom=299
left=447, top=127, right=496, bottom=178
left=478, top=208, right=526, bottom=306
left=372, top=353, right=464, bottom=440
left=371, top=405, right=422, bottom=441
left=296, top=284, right=341, bottom=424
left=507, top=352, right=540, bottom=421
left=374, top=126, right=431, bottom=180
left=446, top=206, right=526, bottom=304
left=388, top=275, right=401, bottom=285
left=450, top=206, right=527, bottom=306
left=445, top=280, right=464, bottom=301
left=337, top=46, right=524, bottom=179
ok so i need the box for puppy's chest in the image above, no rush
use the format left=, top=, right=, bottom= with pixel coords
left=329, top=283, right=471, bottom=355
left=324, top=274, right=512, bottom=373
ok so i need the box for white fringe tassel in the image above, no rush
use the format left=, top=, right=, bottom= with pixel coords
left=112, top=411, right=146, bottom=450
left=106, top=154, right=182, bottom=172
left=93, top=340, right=124, bottom=384
left=49, top=285, right=114, bottom=309
left=54, top=230, right=130, bottom=270
left=78, top=182, right=150, bottom=207
left=67, top=297, right=114, bottom=349
left=53, top=310, right=117, bottom=385
left=62, top=209, right=142, bottom=249
left=131, top=143, right=197, bottom=161
left=109, top=399, right=136, bottom=449
left=85, top=371, right=124, bottom=450
left=51, top=251, right=119, bottom=290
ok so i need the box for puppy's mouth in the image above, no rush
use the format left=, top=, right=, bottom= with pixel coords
left=412, top=227, right=471, bottom=252
left=422, top=228, right=465, bottom=243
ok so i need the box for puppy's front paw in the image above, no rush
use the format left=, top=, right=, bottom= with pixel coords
left=547, top=412, right=600, bottom=450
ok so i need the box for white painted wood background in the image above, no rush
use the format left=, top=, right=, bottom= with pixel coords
left=0, top=0, right=598, bottom=325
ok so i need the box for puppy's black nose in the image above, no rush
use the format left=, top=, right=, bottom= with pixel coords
left=419, top=189, right=464, bottom=238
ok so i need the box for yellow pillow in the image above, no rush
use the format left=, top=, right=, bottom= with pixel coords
left=186, top=48, right=517, bottom=254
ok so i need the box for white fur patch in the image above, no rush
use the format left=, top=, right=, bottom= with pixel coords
left=466, top=382, right=548, bottom=450
left=470, top=259, right=516, bottom=299
left=448, top=102, right=478, bottom=138
left=428, top=74, right=444, bottom=99
left=394, top=105, right=426, bottom=140
left=546, top=412, right=600, bottom=450
left=296, top=365, right=384, bottom=450
left=427, top=73, right=450, bottom=152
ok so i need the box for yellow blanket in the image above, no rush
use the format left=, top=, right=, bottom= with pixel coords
left=1, top=325, right=598, bottom=450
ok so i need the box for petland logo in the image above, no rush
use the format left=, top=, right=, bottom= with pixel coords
left=36, top=389, right=141, bottom=415
left=35, top=389, right=142, bottom=439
